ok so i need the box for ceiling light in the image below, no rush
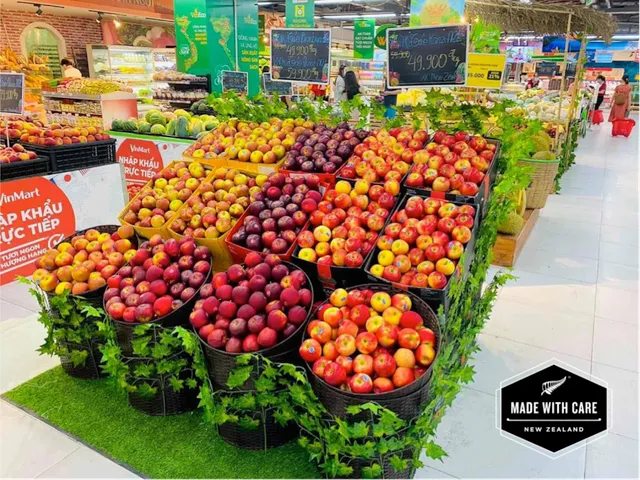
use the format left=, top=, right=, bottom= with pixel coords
left=96, top=11, right=103, bottom=23
left=114, top=18, right=121, bottom=28
left=34, top=4, right=43, bottom=16
left=611, top=34, right=639, bottom=40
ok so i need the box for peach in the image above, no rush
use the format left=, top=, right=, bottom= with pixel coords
left=394, top=348, right=416, bottom=368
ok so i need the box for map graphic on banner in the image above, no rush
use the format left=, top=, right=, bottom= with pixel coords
left=409, top=0, right=465, bottom=27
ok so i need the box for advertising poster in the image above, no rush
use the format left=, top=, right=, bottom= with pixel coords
left=112, top=133, right=192, bottom=199
left=354, top=19, right=376, bottom=60
left=207, top=0, right=237, bottom=93
left=466, top=53, right=506, bottom=89
left=174, top=0, right=209, bottom=74
left=236, top=0, right=261, bottom=97
left=0, top=164, right=127, bottom=286
left=286, top=0, right=315, bottom=28
left=409, top=0, right=465, bottom=27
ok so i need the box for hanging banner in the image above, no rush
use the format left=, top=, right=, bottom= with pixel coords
left=174, top=0, right=209, bottom=74
left=466, top=53, right=506, bottom=89
left=374, top=24, right=394, bottom=50
left=386, top=25, right=469, bottom=88
left=0, top=164, right=127, bottom=286
left=207, top=0, right=237, bottom=93
left=222, top=71, right=249, bottom=94
left=271, top=28, right=331, bottom=84
left=354, top=19, right=376, bottom=60
left=409, top=0, right=465, bottom=27
left=236, top=0, right=261, bottom=97
left=286, top=0, right=315, bottom=28
left=0, top=73, right=25, bottom=116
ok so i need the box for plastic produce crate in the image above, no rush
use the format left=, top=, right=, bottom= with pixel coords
left=0, top=157, right=51, bottom=181
left=24, top=139, right=116, bottom=173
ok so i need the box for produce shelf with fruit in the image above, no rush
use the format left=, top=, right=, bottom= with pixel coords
left=0, top=144, right=50, bottom=181
left=111, top=109, right=218, bottom=140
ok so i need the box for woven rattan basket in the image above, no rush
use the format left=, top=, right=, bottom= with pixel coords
left=518, top=158, right=560, bottom=209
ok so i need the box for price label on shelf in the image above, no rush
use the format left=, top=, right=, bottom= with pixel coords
left=466, top=53, right=506, bottom=89
left=270, top=28, right=331, bottom=84
left=0, top=72, right=25, bottom=115
left=386, top=25, right=469, bottom=88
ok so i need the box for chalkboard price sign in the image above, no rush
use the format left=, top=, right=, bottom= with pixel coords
left=263, top=74, right=293, bottom=96
left=222, top=71, right=248, bottom=94
left=386, top=25, right=469, bottom=88
left=0, top=72, right=25, bottom=116
left=270, top=28, right=331, bottom=84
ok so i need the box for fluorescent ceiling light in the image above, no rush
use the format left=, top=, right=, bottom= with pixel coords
left=316, top=0, right=353, bottom=4
left=611, top=34, right=639, bottom=40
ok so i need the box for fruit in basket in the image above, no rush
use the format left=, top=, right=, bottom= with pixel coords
left=368, top=197, right=476, bottom=290
left=294, top=180, right=397, bottom=268
left=229, top=173, right=322, bottom=255
left=190, top=258, right=312, bottom=353
left=0, top=144, right=38, bottom=163
left=105, top=236, right=211, bottom=323
left=338, top=127, right=428, bottom=183
left=407, top=132, right=494, bottom=195
left=122, top=161, right=208, bottom=229
left=299, top=287, right=437, bottom=393
left=168, top=168, right=261, bottom=239
left=6, top=120, right=109, bottom=146
left=32, top=227, right=137, bottom=295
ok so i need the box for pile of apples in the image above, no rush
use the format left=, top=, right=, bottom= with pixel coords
left=229, top=173, right=322, bottom=255
left=299, top=288, right=437, bottom=394
left=5, top=120, right=109, bottom=146
left=122, top=161, right=208, bottom=229
left=280, top=122, right=369, bottom=174
left=337, top=127, right=429, bottom=184
left=368, top=197, right=475, bottom=290
left=169, top=169, right=265, bottom=239
left=0, top=144, right=38, bottom=164
left=32, top=225, right=137, bottom=296
left=185, top=118, right=312, bottom=163
left=190, top=253, right=313, bottom=353
left=405, top=131, right=495, bottom=196
left=104, top=235, right=211, bottom=323
left=295, top=180, right=396, bottom=268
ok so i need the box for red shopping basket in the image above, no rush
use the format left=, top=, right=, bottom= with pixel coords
left=592, top=109, right=604, bottom=125
left=612, top=118, right=636, bottom=137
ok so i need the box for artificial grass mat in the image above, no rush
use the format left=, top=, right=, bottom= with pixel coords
left=3, top=367, right=320, bottom=479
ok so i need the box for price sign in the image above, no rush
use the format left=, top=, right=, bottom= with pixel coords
left=467, top=53, right=506, bottom=89
left=263, top=74, right=293, bottom=96
left=270, top=28, right=331, bottom=84
left=221, top=70, right=249, bottom=94
left=386, top=25, right=469, bottom=88
left=0, top=72, right=25, bottom=116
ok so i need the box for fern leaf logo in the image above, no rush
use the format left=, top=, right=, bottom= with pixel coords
left=541, top=377, right=567, bottom=396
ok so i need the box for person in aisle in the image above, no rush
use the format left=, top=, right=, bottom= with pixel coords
left=526, top=75, right=540, bottom=90
left=381, top=88, right=399, bottom=119
left=60, top=58, right=82, bottom=78
left=595, top=75, right=606, bottom=111
left=333, top=65, right=347, bottom=102
left=344, top=70, right=361, bottom=100
left=609, top=75, right=633, bottom=122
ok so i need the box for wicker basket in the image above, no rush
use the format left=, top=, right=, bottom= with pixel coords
left=518, top=158, right=560, bottom=209
left=303, top=284, right=441, bottom=420
left=58, top=338, right=105, bottom=379
left=217, top=406, right=298, bottom=450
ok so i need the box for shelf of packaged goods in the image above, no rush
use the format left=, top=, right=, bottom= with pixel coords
left=42, top=91, right=137, bottom=101
left=45, top=109, right=103, bottom=117
left=166, top=80, right=208, bottom=85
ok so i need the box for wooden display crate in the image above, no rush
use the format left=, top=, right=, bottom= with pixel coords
left=491, top=209, right=539, bottom=267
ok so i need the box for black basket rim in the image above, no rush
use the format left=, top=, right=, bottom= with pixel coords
left=195, top=259, right=316, bottom=357
left=21, top=138, right=117, bottom=150
left=0, top=155, right=49, bottom=167
left=302, top=283, right=441, bottom=399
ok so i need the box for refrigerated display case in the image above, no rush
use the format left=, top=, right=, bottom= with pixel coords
left=86, top=45, right=153, bottom=100
left=152, top=48, right=176, bottom=75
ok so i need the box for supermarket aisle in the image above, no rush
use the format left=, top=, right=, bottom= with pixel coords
left=417, top=116, right=639, bottom=479
left=1, top=118, right=638, bottom=479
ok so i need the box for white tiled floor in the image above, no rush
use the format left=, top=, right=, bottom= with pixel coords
left=1, top=116, right=638, bottom=479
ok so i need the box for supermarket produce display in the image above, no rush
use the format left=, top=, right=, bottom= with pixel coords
left=2, top=11, right=607, bottom=472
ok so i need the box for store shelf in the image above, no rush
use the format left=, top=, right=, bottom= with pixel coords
left=43, top=91, right=136, bottom=101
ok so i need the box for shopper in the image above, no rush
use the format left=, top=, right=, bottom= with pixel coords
left=381, top=88, right=399, bottom=119
left=60, top=58, right=82, bottom=78
left=526, top=75, right=540, bottom=90
left=333, top=65, right=346, bottom=102
left=609, top=75, right=633, bottom=122
left=594, top=75, right=606, bottom=111
left=344, top=70, right=361, bottom=100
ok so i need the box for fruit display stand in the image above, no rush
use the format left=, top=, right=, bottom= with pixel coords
left=491, top=208, right=540, bottom=268
left=42, top=91, right=138, bottom=131
left=0, top=144, right=51, bottom=181
left=117, top=160, right=215, bottom=240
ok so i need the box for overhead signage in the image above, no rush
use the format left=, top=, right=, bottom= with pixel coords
left=386, top=25, right=469, bottom=88
left=285, top=0, right=315, bottom=28
left=354, top=19, right=375, bottom=60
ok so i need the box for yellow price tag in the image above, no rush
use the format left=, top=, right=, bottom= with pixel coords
left=466, top=53, right=506, bottom=89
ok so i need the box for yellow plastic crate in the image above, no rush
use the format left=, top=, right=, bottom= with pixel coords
left=226, top=158, right=284, bottom=175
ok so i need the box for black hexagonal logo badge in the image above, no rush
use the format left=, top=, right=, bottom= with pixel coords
left=497, top=359, right=611, bottom=458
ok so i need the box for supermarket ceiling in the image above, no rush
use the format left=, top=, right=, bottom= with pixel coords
left=0, top=0, right=637, bottom=34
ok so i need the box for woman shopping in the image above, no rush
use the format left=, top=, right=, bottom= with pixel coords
left=608, top=75, right=633, bottom=122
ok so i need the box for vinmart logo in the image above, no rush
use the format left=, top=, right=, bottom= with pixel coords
left=497, top=360, right=611, bottom=458
left=191, top=9, right=206, bottom=18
